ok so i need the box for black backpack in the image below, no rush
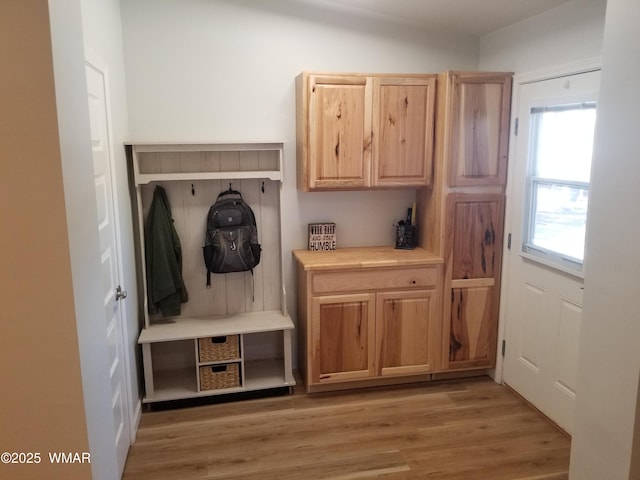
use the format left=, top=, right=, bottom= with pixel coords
left=202, top=189, right=261, bottom=287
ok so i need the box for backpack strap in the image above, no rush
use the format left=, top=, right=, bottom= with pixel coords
left=206, top=269, right=211, bottom=288
left=217, top=187, right=242, bottom=200
left=250, top=269, right=254, bottom=302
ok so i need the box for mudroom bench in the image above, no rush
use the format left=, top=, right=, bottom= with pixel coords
left=128, top=142, right=295, bottom=403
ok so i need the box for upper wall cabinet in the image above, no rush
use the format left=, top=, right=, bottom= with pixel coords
left=440, top=71, right=512, bottom=187
left=373, top=76, right=436, bottom=187
left=300, top=74, right=372, bottom=190
left=296, top=72, right=436, bottom=191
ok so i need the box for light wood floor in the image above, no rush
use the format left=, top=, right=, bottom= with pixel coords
left=123, top=376, right=571, bottom=480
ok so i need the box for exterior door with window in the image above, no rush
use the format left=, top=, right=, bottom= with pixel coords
left=502, top=69, right=600, bottom=433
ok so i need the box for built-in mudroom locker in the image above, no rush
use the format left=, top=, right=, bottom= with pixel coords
left=127, top=142, right=295, bottom=404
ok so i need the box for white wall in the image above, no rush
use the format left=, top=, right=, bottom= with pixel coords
left=569, top=0, right=640, bottom=477
left=80, top=0, right=141, bottom=437
left=120, top=0, right=479, bottom=326
left=479, top=0, right=606, bottom=72
left=48, top=0, right=120, bottom=478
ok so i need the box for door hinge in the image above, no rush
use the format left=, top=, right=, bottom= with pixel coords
left=115, top=285, right=127, bottom=301
left=507, top=233, right=511, bottom=250
left=514, top=118, right=519, bottom=136
left=502, top=340, right=506, bottom=357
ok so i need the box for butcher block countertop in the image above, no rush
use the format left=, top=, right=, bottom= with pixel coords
left=293, top=246, right=443, bottom=271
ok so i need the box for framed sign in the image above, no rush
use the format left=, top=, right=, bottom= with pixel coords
left=308, top=223, right=336, bottom=251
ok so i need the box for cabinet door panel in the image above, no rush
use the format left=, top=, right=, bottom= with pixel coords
left=448, top=286, right=496, bottom=369
left=448, top=73, right=512, bottom=186
left=376, top=290, right=438, bottom=376
left=448, top=193, right=505, bottom=280
left=443, top=193, right=504, bottom=371
left=308, top=75, right=372, bottom=189
left=373, top=77, right=436, bottom=187
left=311, top=293, right=375, bottom=383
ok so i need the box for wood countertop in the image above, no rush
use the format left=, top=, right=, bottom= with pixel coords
left=292, top=246, right=443, bottom=271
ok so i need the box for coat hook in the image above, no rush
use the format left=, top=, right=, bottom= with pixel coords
left=261, top=181, right=265, bottom=193
left=191, top=184, right=195, bottom=196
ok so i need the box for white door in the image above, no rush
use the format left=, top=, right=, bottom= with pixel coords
left=85, top=59, right=131, bottom=475
left=502, top=69, right=600, bottom=433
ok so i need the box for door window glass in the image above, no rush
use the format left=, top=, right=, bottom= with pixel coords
left=524, top=103, right=596, bottom=269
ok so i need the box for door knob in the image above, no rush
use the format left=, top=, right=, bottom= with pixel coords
left=115, top=285, right=128, bottom=301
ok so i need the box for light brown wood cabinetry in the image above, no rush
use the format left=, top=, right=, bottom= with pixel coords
left=294, top=70, right=513, bottom=387
left=297, top=72, right=436, bottom=191
left=418, top=70, right=512, bottom=374
left=444, top=193, right=505, bottom=370
left=294, top=247, right=443, bottom=392
left=376, top=289, right=439, bottom=377
left=449, top=193, right=504, bottom=281
left=372, top=76, right=436, bottom=187
left=311, top=293, right=376, bottom=384
left=441, top=71, right=512, bottom=187
left=303, top=74, right=372, bottom=190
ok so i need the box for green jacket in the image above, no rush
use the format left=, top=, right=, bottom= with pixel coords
left=145, top=186, right=188, bottom=317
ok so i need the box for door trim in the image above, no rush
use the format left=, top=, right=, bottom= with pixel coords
left=514, top=56, right=602, bottom=85
left=494, top=57, right=602, bottom=384
left=84, top=50, right=141, bottom=442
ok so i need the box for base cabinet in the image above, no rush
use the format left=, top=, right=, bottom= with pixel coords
left=376, top=290, right=438, bottom=377
left=294, top=247, right=443, bottom=392
left=311, top=293, right=376, bottom=384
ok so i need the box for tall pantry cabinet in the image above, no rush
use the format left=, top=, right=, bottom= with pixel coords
left=418, top=71, right=512, bottom=372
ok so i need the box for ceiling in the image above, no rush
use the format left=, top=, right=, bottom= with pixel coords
left=292, top=0, right=574, bottom=36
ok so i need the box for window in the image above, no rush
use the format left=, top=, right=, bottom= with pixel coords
left=523, top=102, right=597, bottom=271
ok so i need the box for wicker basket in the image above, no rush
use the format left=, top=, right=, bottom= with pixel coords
left=199, top=363, right=241, bottom=391
left=198, top=335, right=240, bottom=362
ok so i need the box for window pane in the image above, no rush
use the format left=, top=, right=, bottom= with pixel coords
left=531, top=104, right=596, bottom=182
left=525, top=102, right=596, bottom=269
left=530, top=182, right=589, bottom=261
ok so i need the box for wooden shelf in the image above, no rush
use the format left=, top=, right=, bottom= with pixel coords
left=245, top=359, right=295, bottom=389
left=135, top=170, right=282, bottom=184
left=143, top=359, right=293, bottom=403
left=129, top=141, right=285, bottom=185
left=147, top=369, right=199, bottom=403
left=129, top=142, right=285, bottom=153
left=139, top=311, right=294, bottom=344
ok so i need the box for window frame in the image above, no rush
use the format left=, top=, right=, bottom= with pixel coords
left=522, top=101, right=596, bottom=275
